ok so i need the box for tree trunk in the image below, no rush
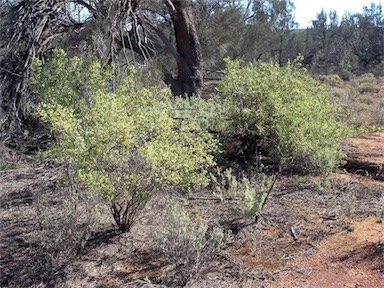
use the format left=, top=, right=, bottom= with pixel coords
left=165, top=0, right=203, bottom=97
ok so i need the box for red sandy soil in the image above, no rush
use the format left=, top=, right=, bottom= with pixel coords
left=342, top=131, right=384, bottom=181
left=0, top=131, right=383, bottom=288
left=268, top=131, right=384, bottom=288
left=268, top=217, right=384, bottom=288
left=228, top=131, right=384, bottom=288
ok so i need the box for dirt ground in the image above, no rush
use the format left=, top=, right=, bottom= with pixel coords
left=0, top=132, right=383, bottom=288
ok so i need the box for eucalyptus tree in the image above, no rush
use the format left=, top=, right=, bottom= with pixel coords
left=349, top=3, right=384, bottom=72
left=243, top=0, right=298, bottom=64
left=0, top=0, right=203, bottom=133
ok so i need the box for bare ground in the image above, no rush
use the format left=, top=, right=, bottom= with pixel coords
left=0, top=132, right=383, bottom=288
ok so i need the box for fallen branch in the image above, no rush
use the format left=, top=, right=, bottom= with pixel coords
left=290, top=227, right=298, bottom=241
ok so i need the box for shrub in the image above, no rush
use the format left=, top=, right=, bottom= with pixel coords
left=34, top=186, right=99, bottom=254
left=236, top=173, right=274, bottom=219
left=154, top=199, right=225, bottom=285
left=317, top=74, right=344, bottom=87
left=210, top=168, right=274, bottom=219
left=210, top=167, right=242, bottom=201
left=170, top=95, right=229, bottom=133
left=219, top=58, right=353, bottom=174
left=352, top=73, right=381, bottom=94
left=31, top=50, right=218, bottom=232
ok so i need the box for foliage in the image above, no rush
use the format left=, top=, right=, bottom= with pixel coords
left=236, top=173, right=272, bottom=218
left=196, top=0, right=299, bottom=71
left=210, top=167, right=239, bottom=199
left=219, top=58, right=353, bottom=174
left=352, top=73, right=381, bottom=94
left=210, top=168, right=273, bottom=219
left=171, top=95, right=228, bottom=133
left=1, top=0, right=204, bottom=134
left=154, top=199, right=225, bottom=285
left=31, top=49, right=218, bottom=232
left=3, top=1, right=383, bottom=136
left=305, top=4, right=384, bottom=77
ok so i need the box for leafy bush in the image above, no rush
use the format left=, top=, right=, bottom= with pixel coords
left=31, top=50, right=218, bottom=232
left=219, top=58, right=353, bottom=174
left=154, top=199, right=225, bottom=285
left=171, top=95, right=229, bottom=133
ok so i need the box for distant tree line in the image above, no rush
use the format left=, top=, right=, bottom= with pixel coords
left=196, top=0, right=383, bottom=77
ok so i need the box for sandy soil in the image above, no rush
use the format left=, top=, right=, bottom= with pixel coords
left=0, top=131, right=383, bottom=287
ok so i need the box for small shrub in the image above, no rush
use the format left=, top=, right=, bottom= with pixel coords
left=0, top=161, right=17, bottom=171
left=375, top=244, right=384, bottom=254
left=318, top=74, right=344, bottom=87
left=237, top=174, right=273, bottom=219
left=34, top=187, right=99, bottom=254
left=356, top=73, right=376, bottom=82
left=357, top=83, right=381, bottom=94
left=154, top=199, right=225, bottom=285
left=219, top=58, right=353, bottom=174
left=344, top=189, right=357, bottom=217
left=347, top=225, right=355, bottom=232
left=328, top=73, right=383, bottom=128
left=0, top=116, right=8, bottom=132
left=210, top=167, right=239, bottom=200
left=210, top=169, right=275, bottom=220
left=352, top=73, right=380, bottom=94
left=31, top=49, right=218, bottom=232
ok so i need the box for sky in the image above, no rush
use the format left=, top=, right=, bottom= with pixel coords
left=292, top=0, right=384, bottom=28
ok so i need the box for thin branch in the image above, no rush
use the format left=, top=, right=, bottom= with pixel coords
left=143, top=13, right=182, bottom=65
left=74, top=0, right=96, bottom=14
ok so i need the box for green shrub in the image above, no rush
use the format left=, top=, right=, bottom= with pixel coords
left=171, top=95, right=229, bottom=133
left=219, top=58, right=353, bottom=174
left=210, top=167, right=239, bottom=200
left=210, top=168, right=274, bottom=219
left=154, top=199, right=225, bottom=285
left=236, top=173, right=273, bottom=218
left=31, top=49, right=218, bottom=232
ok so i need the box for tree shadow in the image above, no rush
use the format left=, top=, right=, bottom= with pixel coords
left=77, top=228, right=124, bottom=255
left=0, top=187, right=33, bottom=209
left=0, top=220, right=68, bottom=288
left=331, top=242, right=384, bottom=273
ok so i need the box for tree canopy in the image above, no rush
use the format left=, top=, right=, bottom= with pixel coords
left=1, top=0, right=383, bottom=133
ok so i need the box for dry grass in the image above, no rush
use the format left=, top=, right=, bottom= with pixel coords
left=1, top=131, right=383, bottom=287
left=319, top=74, right=384, bottom=129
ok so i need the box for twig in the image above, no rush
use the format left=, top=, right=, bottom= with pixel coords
left=290, top=227, right=298, bottom=241
left=255, top=172, right=279, bottom=224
